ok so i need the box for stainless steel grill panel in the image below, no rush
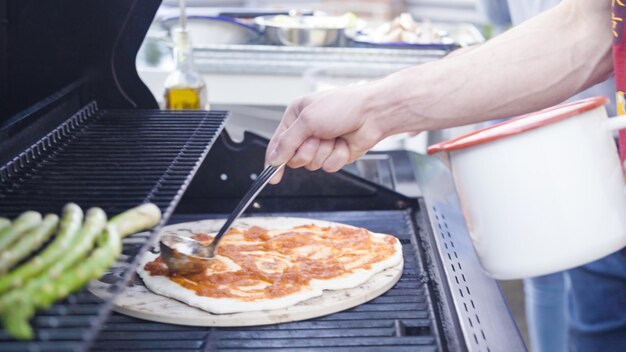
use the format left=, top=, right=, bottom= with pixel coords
left=412, top=152, right=527, bottom=352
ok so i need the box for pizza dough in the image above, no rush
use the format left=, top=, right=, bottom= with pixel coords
left=136, top=218, right=403, bottom=315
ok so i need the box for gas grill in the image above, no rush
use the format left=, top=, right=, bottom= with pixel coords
left=0, top=0, right=526, bottom=351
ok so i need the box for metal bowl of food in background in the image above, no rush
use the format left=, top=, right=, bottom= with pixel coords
left=345, top=13, right=457, bottom=50
left=254, top=14, right=362, bottom=47
left=161, top=16, right=261, bottom=46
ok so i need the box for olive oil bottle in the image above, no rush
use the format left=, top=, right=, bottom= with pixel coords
left=164, top=28, right=208, bottom=110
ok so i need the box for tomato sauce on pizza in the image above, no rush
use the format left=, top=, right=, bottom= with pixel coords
left=145, top=225, right=399, bottom=301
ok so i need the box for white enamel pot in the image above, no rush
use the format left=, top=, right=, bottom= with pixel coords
left=427, top=97, right=626, bottom=279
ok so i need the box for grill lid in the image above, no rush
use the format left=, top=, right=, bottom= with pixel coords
left=0, top=0, right=161, bottom=126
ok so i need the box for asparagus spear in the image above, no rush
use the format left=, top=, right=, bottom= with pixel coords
left=0, top=204, right=83, bottom=294
left=0, top=204, right=159, bottom=303
left=109, top=203, right=162, bottom=239
left=1, top=299, right=31, bottom=341
left=1, top=204, right=161, bottom=339
left=4, top=224, right=121, bottom=339
left=0, top=218, right=10, bottom=232
left=0, top=211, right=42, bottom=252
left=44, top=207, right=107, bottom=277
left=0, top=214, right=59, bottom=274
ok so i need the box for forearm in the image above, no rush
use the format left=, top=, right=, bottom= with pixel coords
left=371, top=0, right=613, bottom=136
left=264, top=0, right=614, bottom=178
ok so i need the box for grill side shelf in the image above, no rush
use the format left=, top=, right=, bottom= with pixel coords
left=412, top=152, right=527, bottom=352
left=0, top=106, right=228, bottom=352
left=408, top=205, right=464, bottom=352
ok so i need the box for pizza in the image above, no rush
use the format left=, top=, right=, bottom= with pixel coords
left=137, top=222, right=403, bottom=314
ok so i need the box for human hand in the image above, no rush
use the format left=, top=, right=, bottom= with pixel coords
left=265, top=83, right=393, bottom=184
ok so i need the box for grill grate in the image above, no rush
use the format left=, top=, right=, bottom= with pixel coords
left=92, top=210, right=447, bottom=352
left=0, top=104, right=227, bottom=216
left=0, top=104, right=228, bottom=351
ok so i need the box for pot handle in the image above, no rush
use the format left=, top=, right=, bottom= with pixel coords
left=603, top=115, right=626, bottom=131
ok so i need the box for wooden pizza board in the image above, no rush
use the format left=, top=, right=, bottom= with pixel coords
left=89, top=217, right=404, bottom=327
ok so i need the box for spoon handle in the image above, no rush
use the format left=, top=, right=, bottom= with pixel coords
left=211, top=164, right=285, bottom=247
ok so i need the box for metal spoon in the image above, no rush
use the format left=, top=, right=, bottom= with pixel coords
left=159, top=163, right=285, bottom=275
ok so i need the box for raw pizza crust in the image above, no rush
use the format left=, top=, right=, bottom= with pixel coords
left=136, top=217, right=403, bottom=315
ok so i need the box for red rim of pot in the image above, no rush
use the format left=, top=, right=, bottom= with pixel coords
left=427, top=96, right=608, bottom=154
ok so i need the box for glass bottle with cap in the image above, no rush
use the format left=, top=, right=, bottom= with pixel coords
left=163, top=28, right=208, bottom=110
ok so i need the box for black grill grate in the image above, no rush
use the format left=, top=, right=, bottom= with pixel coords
left=0, top=104, right=227, bottom=216
left=92, top=210, right=446, bottom=352
left=0, top=104, right=228, bottom=351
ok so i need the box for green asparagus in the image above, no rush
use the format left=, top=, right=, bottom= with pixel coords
left=0, top=214, right=59, bottom=274
left=109, top=203, right=161, bottom=238
left=1, top=204, right=161, bottom=340
left=0, top=204, right=83, bottom=294
left=1, top=298, right=31, bottom=340
left=2, top=204, right=160, bottom=303
left=0, top=218, right=10, bottom=232
left=44, top=207, right=107, bottom=277
left=3, top=224, right=122, bottom=339
left=0, top=211, right=42, bottom=252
